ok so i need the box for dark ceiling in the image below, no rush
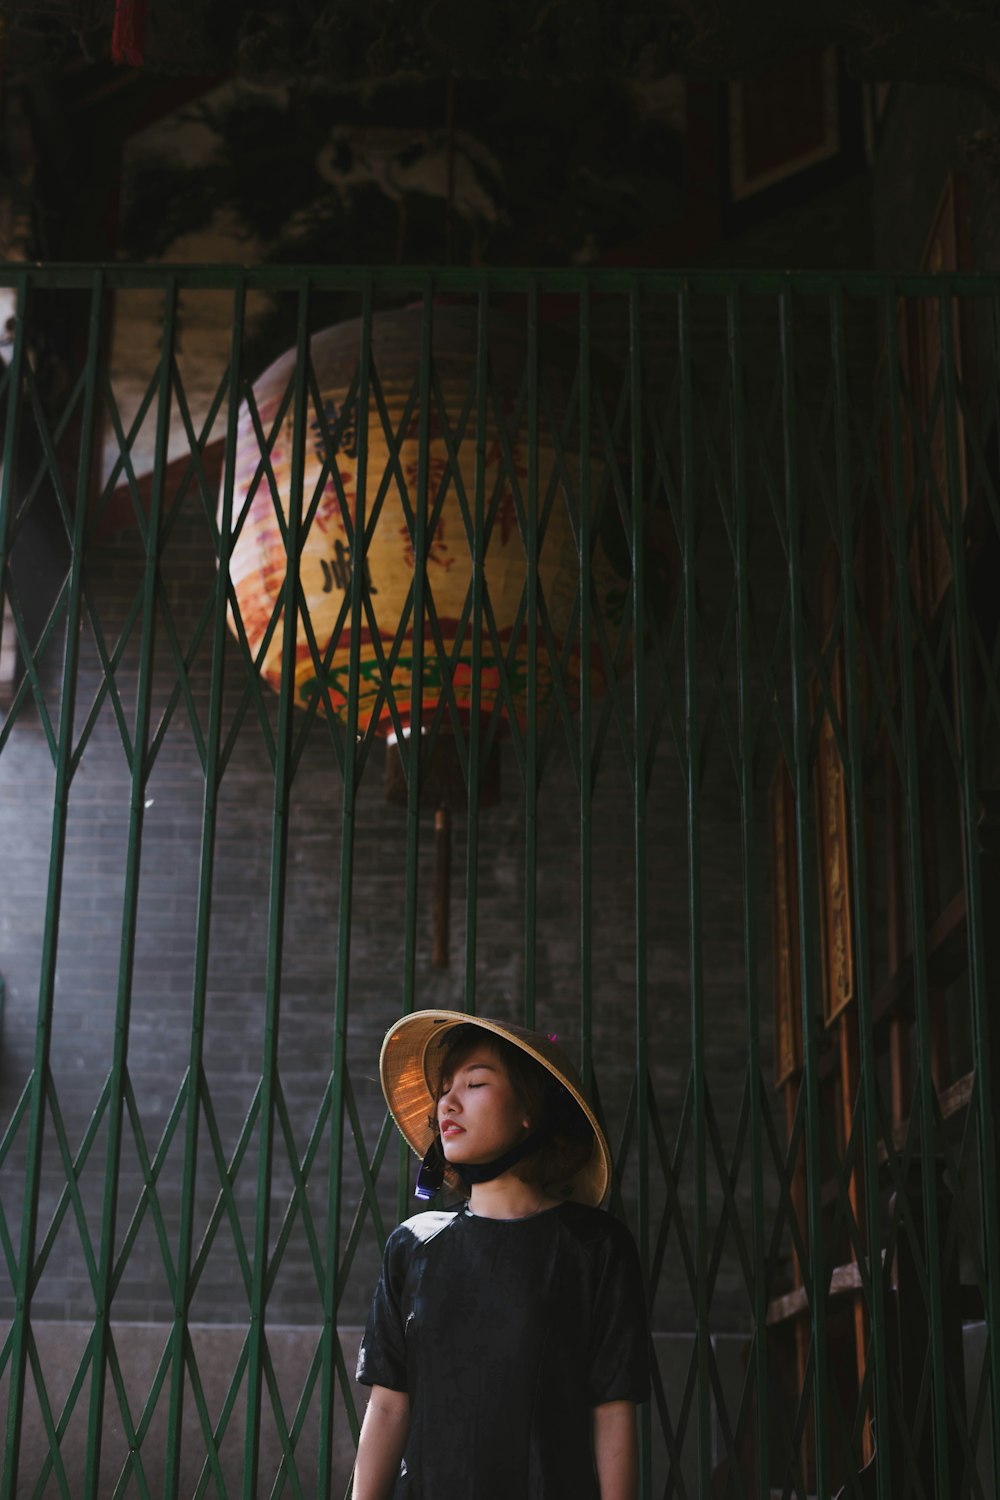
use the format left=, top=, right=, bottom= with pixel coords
left=3, top=0, right=1000, bottom=99
left=0, top=0, right=993, bottom=283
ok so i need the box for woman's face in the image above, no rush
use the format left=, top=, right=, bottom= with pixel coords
left=436, top=1043, right=531, bottom=1167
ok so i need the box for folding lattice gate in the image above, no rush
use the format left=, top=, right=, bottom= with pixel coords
left=0, top=267, right=998, bottom=1499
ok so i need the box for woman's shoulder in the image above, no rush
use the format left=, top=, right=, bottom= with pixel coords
left=555, top=1201, right=642, bottom=1256
left=557, top=1199, right=627, bottom=1232
left=388, top=1204, right=466, bottom=1251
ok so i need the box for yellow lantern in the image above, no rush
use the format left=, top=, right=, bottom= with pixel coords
left=224, top=305, right=631, bottom=736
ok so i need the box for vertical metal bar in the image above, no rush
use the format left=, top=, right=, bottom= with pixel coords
left=463, top=282, right=490, bottom=1017
left=318, top=275, right=373, bottom=1498
left=162, top=277, right=248, bottom=1498
left=523, top=278, right=539, bottom=1029
left=884, top=290, right=950, bottom=1500
left=679, top=283, right=710, bottom=1495
left=728, top=287, right=771, bottom=1499
left=938, top=287, right=1000, bottom=1487
left=84, top=273, right=176, bottom=1497
left=631, top=278, right=652, bottom=1493
left=830, top=284, right=893, bottom=1499
left=3, top=273, right=99, bottom=1500
left=578, top=283, right=594, bottom=1092
left=399, top=278, right=432, bottom=1221
left=780, top=286, right=832, bottom=1499
left=243, top=276, right=311, bottom=1497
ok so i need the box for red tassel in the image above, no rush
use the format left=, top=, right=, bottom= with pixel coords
left=111, top=0, right=149, bottom=67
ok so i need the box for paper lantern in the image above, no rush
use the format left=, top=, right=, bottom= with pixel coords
left=224, top=305, right=631, bottom=735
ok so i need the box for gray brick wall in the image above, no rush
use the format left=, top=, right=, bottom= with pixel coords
left=0, top=489, right=785, bottom=1338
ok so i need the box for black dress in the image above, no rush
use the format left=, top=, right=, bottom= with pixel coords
left=356, top=1200, right=650, bottom=1499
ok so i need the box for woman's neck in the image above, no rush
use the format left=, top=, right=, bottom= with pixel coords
left=466, top=1174, right=561, bottom=1220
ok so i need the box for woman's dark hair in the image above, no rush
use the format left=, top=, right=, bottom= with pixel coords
left=434, top=1026, right=592, bottom=1197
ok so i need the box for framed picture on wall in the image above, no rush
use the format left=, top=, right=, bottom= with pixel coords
left=728, top=49, right=840, bottom=203
left=724, top=47, right=866, bottom=233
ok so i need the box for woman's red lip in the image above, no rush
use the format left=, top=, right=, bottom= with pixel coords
left=441, top=1123, right=464, bottom=1135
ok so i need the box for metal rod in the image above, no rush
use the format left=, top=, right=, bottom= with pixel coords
left=728, top=286, right=772, bottom=1499
left=678, top=282, right=711, bottom=1496
left=399, top=277, right=433, bottom=1220
left=463, top=282, right=490, bottom=1016
left=318, top=273, right=374, bottom=1498
left=781, top=287, right=832, bottom=1499
left=242, top=276, right=312, bottom=1497
left=631, top=277, right=652, bottom=1496
left=884, top=291, right=951, bottom=1500
left=14, top=263, right=1000, bottom=299
left=829, top=284, right=893, bottom=1499
left=162, top=275, right=248, bottom=1498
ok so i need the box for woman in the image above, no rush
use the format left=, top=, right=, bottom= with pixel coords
left=353, top=1009, right=650, bottom=1500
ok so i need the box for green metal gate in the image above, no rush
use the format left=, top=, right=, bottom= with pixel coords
left=0, top=267, right=998, bottom=1499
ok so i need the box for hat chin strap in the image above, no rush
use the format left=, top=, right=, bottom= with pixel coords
left=452, top=1120, right=553, bottom=1188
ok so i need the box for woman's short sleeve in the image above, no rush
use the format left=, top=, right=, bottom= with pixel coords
left=356, top=1230, right=409, bottom=1391
left=586, top=1219, right=651, bottom=1406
